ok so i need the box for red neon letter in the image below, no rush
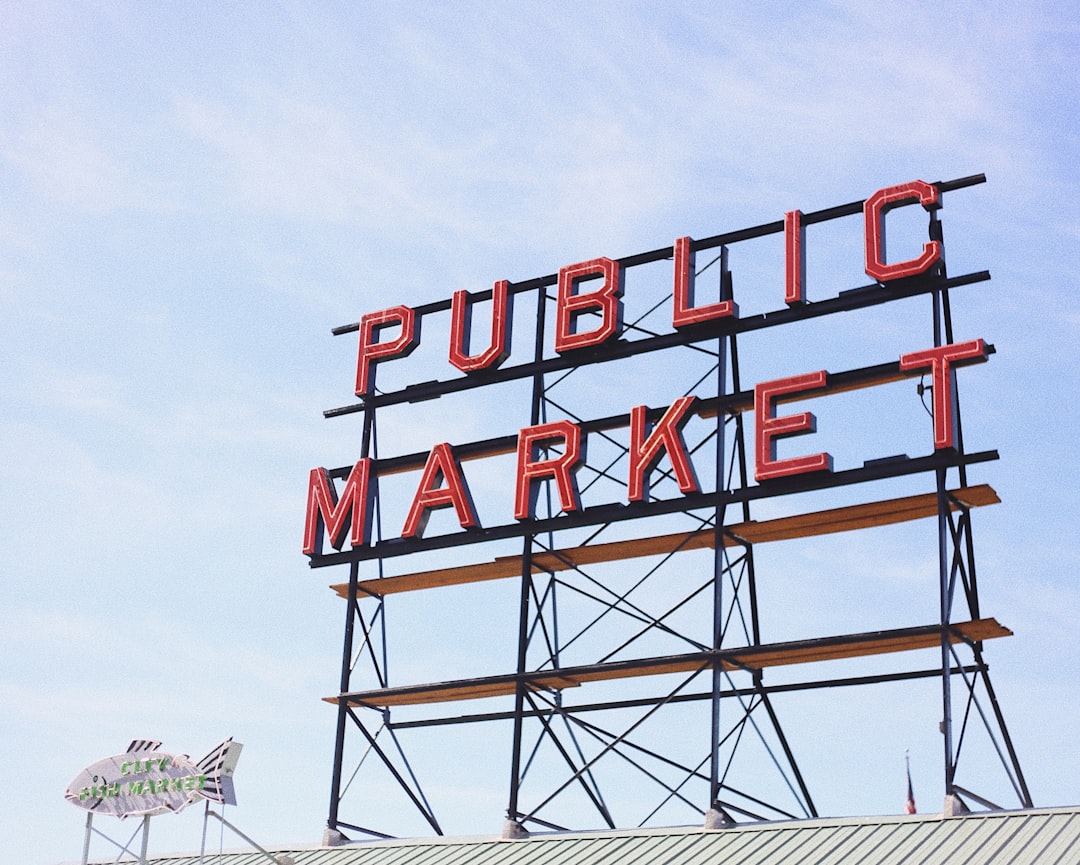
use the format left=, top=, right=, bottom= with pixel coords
left=784, top=211, right=806, bottom=305
left=303, top=460, right=374, bottom=555
left=755, top=371, right=833, bottom=482
left=514, top=420, right=585, bottom=520
left=864, top=180, right=943, bottom=283
left=555, top=258, right=623, bottom=352
left=401, top=443, right=479, bottom=538
left=627, top=396, right=700, bottom=502
left=672, top=236, right=737, bottom=328
left=899, top=339, right=988, bottom=450
left=449, top=280, right=513, bottom=373
left=355, top=305, right=419, bottom=396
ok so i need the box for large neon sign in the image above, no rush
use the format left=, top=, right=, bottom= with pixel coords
left=304, top=179, right=988, bottom=558
left=308, top=173, right=1033, bottom=837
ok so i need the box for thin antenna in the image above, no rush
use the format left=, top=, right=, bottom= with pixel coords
left=905, top=750, right=917, bottom=815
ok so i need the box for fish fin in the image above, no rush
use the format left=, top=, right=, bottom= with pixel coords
left=126, top=739, right=163, bottom=754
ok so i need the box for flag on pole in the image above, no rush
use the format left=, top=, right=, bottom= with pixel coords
left=905, top=751, right=917, bottom=814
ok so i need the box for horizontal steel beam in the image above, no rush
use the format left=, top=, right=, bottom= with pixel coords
left=329, top=619, right=1008, bottom=708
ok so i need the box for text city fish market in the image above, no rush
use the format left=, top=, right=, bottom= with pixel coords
left=77, top=774, right=209, bottom=802
left=304, top=180, right=987, bottom=555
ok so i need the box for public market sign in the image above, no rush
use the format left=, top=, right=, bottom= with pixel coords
left=65, top=738, right=242, bottom=818
left=304, top=178, right=988, bottom=559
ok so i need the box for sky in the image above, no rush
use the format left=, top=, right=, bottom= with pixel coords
left=1, top=2, right=1078, bottom=863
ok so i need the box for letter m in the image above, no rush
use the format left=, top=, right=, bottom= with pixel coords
left=303, top=459, right=375, bottom=556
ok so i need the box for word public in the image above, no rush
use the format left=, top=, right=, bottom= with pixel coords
left=352, top=180, right=944, bottom=394
left=304, top=180, right=985, bottom=556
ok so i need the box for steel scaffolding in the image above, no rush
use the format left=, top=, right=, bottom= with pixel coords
left=309, top=174, right=1030, bottom=841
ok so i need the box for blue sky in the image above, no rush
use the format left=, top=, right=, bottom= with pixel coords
left=2, top=2, right=1078, bottom=862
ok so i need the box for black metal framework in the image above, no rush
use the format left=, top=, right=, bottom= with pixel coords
left=311, top=174, right=1031, bottom=840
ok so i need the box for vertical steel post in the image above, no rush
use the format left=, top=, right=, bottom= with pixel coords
left=81, top=811, right=92, bottom=865
left=507, top=281, right=549, bottom=829
left=328, top=560, right=361, bottom=831
left=328, top=390, right=376, bottom=833
left=138, top=814, right=150, bottom=865
left=927, top=217, right=958, bottom=800
left=937, top=468, right=956, bottom=797
left=708, top=248, right=730, bottom=808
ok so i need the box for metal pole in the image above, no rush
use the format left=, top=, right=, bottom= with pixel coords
left=507, top=279, right=549, bottom=830
left=709, top=248, right=730, bottom=810
left=204, top=808, right=287, bottom=864
left=938, top=543, right=958, bottom=803
left=328, top=560, right=361, bottom=832
left=709, top=345, right=728, bottom=804
left=928, top=245, right=958, bottom=800
left=139, top=814, right=151, bottom=865
left=80, top=811, right=92, bottom=865
left=328, top=396, right=378, bottom=834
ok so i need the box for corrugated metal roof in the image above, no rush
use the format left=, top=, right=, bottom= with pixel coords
left=74, top=807, right=1080, bottom=865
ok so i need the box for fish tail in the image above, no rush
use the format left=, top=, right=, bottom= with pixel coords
left=195, top=738, right=243, bottom=806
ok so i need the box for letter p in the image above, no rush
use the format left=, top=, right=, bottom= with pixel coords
left=355, top=305, right=419, bottom=396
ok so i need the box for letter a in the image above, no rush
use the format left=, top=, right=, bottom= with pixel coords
left=401, top=443, right=480, bottom=538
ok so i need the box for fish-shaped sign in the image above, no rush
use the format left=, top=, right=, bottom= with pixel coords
left=65, top=738, right=242, bottom=818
